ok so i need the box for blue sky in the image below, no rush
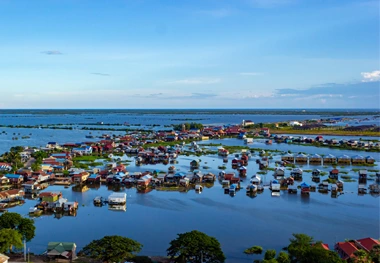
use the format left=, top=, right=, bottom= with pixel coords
left=0, top=0, right=379, bottom=109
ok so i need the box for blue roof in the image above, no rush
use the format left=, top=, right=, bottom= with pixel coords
left=272, top=180, right=279, bottom=184
left=300, top=182, right=310, bottom=188
left=5, top=174, right=22, bottom=178
left=174, top=172, right=186, bottom=177
left=89, top=174, right=99, bottom=179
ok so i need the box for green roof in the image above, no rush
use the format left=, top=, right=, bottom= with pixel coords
left=47, top=242, right=76, bottom=253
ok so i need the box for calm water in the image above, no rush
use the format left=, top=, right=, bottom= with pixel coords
left=1, top=111, right=379, bottom=262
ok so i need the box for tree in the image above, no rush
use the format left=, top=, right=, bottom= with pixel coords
left=0, top=212, right=35, bottom=242
left=276, top=251, right=290, bottom=263
left=369, top=244, right=380, bottom=263
left=80, top=235, right=142, bottom=263
left=287, top=233, right=314, bottom=261
left=167, top=230, right=225, bottom=263
left=0, top=228, right=23, bottom=253
left=244, top=246, right=263, bottom=255
left=264, top=250, right=276, bottom=260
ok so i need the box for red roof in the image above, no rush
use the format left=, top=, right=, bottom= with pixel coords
left=356, top=237, right=380, bottom=251
left=335, top=242, right=358, bottom=259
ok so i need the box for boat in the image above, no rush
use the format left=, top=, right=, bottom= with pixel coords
left=195, top=185, right=203, bottom=193
left=29, top=207, right=43, bottom=216
left=244, top=138, right=253, bottom=144
left=93, top=196, right=103, bottom=205
left=108, top=193, right=126, bottom=205
left=246, top=184, right=257, bottom=194
left=229, top=184, right=237, bottom=196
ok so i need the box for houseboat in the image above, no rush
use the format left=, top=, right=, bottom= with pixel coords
left=300, top=182, right=310, bottom=195
left=351, top=155, right=365, bottom=165
left=273, top=167, right=285, bottom=179
left=295, top=153, right=308, bottom=163
left=244, top=138, right=253, bottom=144
left=229, top=184, right=237, bottom=196
left=323, top=154, right=337, bottom=164
left=359, top=170, right=367, bottom=183
left=312, top=169, right=321, bottom=182
left=29, top=207, right=43, bottom=216
left=281, top=153, right=295, bottom=162
left=329, top=169, right=339, bottom=180
left=366, top=156, right=375, bottom=164
left=288, top=185, right=297, bottom=194
left=309, top=154, right=322, bottom=164
left=290, top=168, right=303, bottom=180
left=108, top=193, right=126, bottom=205
left=270, top=180, right=280, bottom=196
left=337, top=154, right=351, bottom=164
left=250, top=174, right=261, bottom=185
left=246, top=184, right=257, bottom=195
left=195, top=185, right=203, bottom=193
left=93, top=196, right=103, bottom=205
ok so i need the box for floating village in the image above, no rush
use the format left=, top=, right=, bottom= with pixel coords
left=0, top=119, right=379, bottom=219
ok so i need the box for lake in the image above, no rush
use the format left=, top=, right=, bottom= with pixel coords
left=1, top=110, right=379, bottom=262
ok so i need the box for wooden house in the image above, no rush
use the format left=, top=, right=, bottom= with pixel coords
left=5, top=174, right=23, bottom=185
left=366, top=156, right=375, bottom=164
left=179, top=178, right=190, bottom=187
left=39, top=192, right=62, bottom=202
left=290, top=168, right=303, bottom=180
left=46, top=242, right=77, bottom=261
left=323, top=154, right=337, bottom=164
left=87, top=174, right=101, bottom=183
left=137, top=175, right=153, bottom=188
left=351, top=155, right=365, bottom=165
left=309, top=154, right=322, bottom=164
left=239, top=166, right=247, bottom=177
left=250, top=174, right=261, bottom=185
left=329, top=169, right=339, bottom=180
left=281, top=153, right=294, bottom=162
left=337, top=155, right=351, bottom=164
left=190, top=160, right=199, bottom=169
left=0, top=176, right=10, bottom=186
left=273, top=167, right=285, bottom=179
left=203, top=172, right=215, bottom=182
left=312, top=169, right=321, bottom=182
left=358, top=170, right=367, bottom=183
left=300, top=182, right=310, bottom=195
left=295, top=153, right=308, bottom=163
left=72, top=172, right=90, bottom=184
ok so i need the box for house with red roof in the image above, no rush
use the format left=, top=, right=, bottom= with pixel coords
left=335, top=237, right=380, bottom=260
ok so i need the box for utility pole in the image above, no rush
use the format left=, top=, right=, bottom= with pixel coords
left=24, top=239, right=26, bottom=262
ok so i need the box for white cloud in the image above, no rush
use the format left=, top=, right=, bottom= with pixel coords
left=166, top=78, right=221, bottom=85
left=361, top=70, right=380, bottom=82
left=239, top=72, right=264, bottom=76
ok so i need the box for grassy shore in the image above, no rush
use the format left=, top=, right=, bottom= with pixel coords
left=269, top=128, right=380, bottom=137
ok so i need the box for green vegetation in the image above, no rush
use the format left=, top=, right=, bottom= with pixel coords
left=167, top=230, right=226, bottom=263
left=173, top=122, right=204, bottom=130
left=0, top=212, right=36, bottom=242
left=0, top=228, right=23, bottom=253
left=244, top=246, right=263, bottom=255
left=80, top=235, right=142, bottom=262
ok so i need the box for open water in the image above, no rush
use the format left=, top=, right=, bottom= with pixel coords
left=0, top=110, right=379, bottom=262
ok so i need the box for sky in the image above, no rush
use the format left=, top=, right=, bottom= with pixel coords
left=0, top=0, right=379, bottom=109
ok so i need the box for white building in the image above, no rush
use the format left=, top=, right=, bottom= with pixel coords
left=289, top=121, right=303, bottom=126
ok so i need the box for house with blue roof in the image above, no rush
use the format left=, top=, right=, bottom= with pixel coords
left=5, top=174, right=23, bottom=185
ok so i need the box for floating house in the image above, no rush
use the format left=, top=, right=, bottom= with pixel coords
left=87, top=174, right=101, bottom=183
left=246, top=184, right=257, bottom=195
left=295, top=153, right=308, bottom=163
left=351, top=155, right=365, bottom=165
left=309, top=154, right=322, bottom=164
left=250, top=174, right=261, bottom=185
left=281, top=153, right=295, bottom=162
left=366, top=156, right=375, bottom=164
left=290, top=168, right=303, bottom=180
left=323, top=154, right=337, bottom=164
left=270, top=180, right=280, bottom=196
left=288, top=184, right=297, bottom=194
left=179, top=178, right=190, bottom=187
left=108, top=193, right=126, bottom=205
left=5, top=174, right=23, bottom=185
left=203, top=172, right=215, bottom=182
left=274, top=167, right=285, bottom=179
left=329, top=169, right=339, bottom=180
left=195, top=185, right=203, bottom=193
left=239, top=166, right=247, bottom=177
left=300, top=182, right=311, bottom=195
left=218, top=148, right=229, bottom=156
left=312, top=169, right=321, bottom=182
left=358, top=170, right=367, bottom=183
left=137, top=175, right=153, bottom=188
left=190, top=160, right=200, bottom=169
left=337, top=155, right=351, bottom=164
